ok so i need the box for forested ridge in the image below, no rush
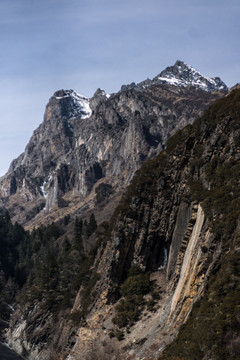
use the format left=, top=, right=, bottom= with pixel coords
left=0, top=210, right=98, bottom=337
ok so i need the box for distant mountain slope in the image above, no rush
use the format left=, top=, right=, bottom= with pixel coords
left=0, top=62, right=227, bottom=229
left=4, top=84, right=239, bottom=360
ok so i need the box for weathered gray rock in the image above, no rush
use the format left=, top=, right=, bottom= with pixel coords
left=0, top=66, right=225, bottom=227
left=4, top=85, right=239, bottom=360
left=66, top=90, right=240, bottom=360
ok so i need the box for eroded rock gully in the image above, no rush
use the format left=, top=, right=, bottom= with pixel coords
left=65, top=203, right=217, bottom=360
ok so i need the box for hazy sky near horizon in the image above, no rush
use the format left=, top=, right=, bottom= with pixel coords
left=0, top=0, right=239, bottom=175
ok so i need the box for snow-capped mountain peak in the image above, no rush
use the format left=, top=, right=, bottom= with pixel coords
left=155, top=60, right=228, bottom=91
left=121, top=60, right=228, bottom=93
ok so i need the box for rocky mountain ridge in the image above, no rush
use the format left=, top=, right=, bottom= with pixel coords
left=4, top=88, right=240, bottom=360
left=0, top=61, right=227, bottom=229
left=62, top=89, right=240, bottom=360
left=121, top=60, right=228, bottom=92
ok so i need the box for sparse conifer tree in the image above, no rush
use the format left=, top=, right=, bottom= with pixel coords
left=74, top=217, right=83, bottom=250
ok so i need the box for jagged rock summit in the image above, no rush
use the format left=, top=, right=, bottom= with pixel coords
left=121, top=60, right=228, bottom=92
left=0, top=61, right=228, bottom=228
left=156, top=60, right=228, bottom=91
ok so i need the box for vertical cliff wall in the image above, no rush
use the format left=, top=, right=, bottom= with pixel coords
left=64, top=89, right=240, bottom=360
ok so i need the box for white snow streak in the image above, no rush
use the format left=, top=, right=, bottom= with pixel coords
left=55, top=90, right=92, bottom=119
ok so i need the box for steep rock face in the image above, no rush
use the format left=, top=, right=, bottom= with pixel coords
left=4, top=88, right=240, bottom=360
left=62, top=90, right=240, bottom=360
left=0, top=63, right=226, bottom=228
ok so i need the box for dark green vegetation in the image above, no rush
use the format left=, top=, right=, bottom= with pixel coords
left=0, top=211, right=100, bottom=331
left=0, top=211, right=25, bottom=332
left=112, top=265, right=153, bottom=328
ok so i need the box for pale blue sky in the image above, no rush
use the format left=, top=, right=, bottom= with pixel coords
left=0, top=0, right=239, bottom=175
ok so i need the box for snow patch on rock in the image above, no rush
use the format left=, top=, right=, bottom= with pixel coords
left=54, top=89, right=92, bottom=119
